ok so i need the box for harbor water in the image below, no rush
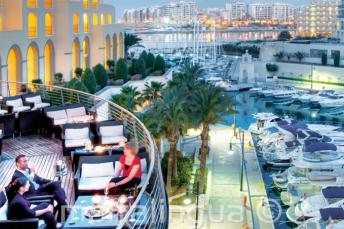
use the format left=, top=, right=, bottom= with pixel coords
left=222, top=91, right=344, bottom=229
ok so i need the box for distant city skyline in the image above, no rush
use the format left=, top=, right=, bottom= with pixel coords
left=104, top=0, right=311, bottom=19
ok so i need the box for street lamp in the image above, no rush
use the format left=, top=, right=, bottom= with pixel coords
left=229, top=129, right=245, bottom=192
left=185, top=182, right=200, bottom=229
left=310, top=64, right=315, bottom=90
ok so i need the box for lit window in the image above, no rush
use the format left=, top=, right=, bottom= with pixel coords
left=0, top=16, right=2, bottom=31
left=93, top=13, right=98, bottom=26
left=44, top=0, right=53, bottom=8
left=100, top=14, right=104, bottom=25
left=83, top=0, right=89, bottom=9
left=83, top=13, right=89, bottom=33
left=45, top=13, right=53, bottom=36
left=107, top=14, right=112, bottom=24
left=73, top=13, right=79, bottom=34
left=27, top=0, right=38, bottom=8
left=28, top=13, right=38, bottom=38
left=92, top=0, right=98, bottom=9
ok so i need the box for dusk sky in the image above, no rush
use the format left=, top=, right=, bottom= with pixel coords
left=104, top=0, right=311, bottom=19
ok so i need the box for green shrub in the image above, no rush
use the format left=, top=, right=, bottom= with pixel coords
left=321, top=53, right=327, bottom=65
left=93, top=64, right=108, bottom=89
left=81, top=68, right=98, bottom=94
left=266, top=63, right=278, bottom=73
left=334, top=53, right=340, bottom=67
left=106, top=60, right=116, bottom=72
left=115, top=58, right=129, bottom=81
left=139, top=51, right=148, bottom=63
left=161, top=152, right=193, bottom=188
left=66, top=78, right=89, bottom=93
left=54, top=73, right=63, bottom=83
left=134, top=58, right=147, bottom=77
left=74, top=67, right=83, bottom=78
left=31, top=79, right=43, bottom=84
left=154, top=55, right=165, bottom=73
left=146, top=53, right=155, bottom=69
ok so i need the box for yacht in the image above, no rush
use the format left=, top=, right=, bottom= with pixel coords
left=248, top=113, right=282, bottom=134
left=297, top=217, right=344, bottom=229
left=280, top=183, right=322, bottom=207
left=272, top=89, right=298, bottom=100
left=319, top=98, right=344, bottom=108
left=287, top=186, right=344, bottom=225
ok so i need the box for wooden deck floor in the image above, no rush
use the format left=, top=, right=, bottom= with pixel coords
left=0, top=135, right=75, bottom=204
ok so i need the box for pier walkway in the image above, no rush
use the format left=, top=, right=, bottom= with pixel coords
left=169, top=124, right=274, bottom=229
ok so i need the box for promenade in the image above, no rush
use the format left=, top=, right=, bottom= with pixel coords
left=169, top=124, right=275, bottom=229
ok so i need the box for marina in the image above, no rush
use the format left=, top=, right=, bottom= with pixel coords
left=218, top=88, right=344, bottom=228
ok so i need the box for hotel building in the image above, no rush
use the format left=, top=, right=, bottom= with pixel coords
left=296, top=0, right=339, bottom=37
left=0, top=0, right=125, bottom=92
left=337, top=0, right=344, bottom=40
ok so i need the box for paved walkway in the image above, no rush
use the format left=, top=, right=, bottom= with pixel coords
left=169, top=124, right=274, bottom=229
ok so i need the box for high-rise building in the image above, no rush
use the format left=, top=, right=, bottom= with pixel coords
left=248, top=3, right=273, bottom=20
left=225, top=2, right=247, bottom=21
left=272, top=3, right=295, bottom=22
left=297, top=0, right=339, bottom=37
left=337, top=0, right=344, bottom=39
left=0, top=0, right=125, bottom=84
left=123, top=1, right=197, bottom=25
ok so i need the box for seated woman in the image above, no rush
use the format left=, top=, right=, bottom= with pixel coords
left=7, top=177, right=60, bottom=229
left=105, top=142, right=142, bottom=194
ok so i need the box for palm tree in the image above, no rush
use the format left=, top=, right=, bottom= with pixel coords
left=189, top=82, right=236, bottom=194
left=124, top=33, right=142, bottom=58
left=169, top=61, right=204, bottom=92
left=294, top=52, right=305, bottom=62
left=144, top=88, right=188, bottom=194
left=143, top=81, right=165, bottom=104
left=111, top=86, right=142, bottom=113
left=274, top=51, right=285, bottom=61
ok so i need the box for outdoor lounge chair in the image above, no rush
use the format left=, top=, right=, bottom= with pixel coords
left=96, top=120, right=129, bottom=145
left=22, top=93, right=51, bottom=110
left=62, top=123, right=93, bottom=156
left=2, top=96, right=32, bottom=113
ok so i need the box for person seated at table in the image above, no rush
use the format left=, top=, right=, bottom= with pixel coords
left=11, top=154, right=69, bottom=221
left=7, top=177, right=61, bottom=229
left=105, top=142, right=142, bottom=194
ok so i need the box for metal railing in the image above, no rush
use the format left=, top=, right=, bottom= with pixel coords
left=1, top=81, right=169, bottom=229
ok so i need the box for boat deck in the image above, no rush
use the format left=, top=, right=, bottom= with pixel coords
left=0, top=135, right=75, bottom=204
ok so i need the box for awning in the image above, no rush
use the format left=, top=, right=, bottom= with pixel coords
left=320, top=208, right=344, bottom=221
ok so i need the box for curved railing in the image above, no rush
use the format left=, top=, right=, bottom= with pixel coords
left=0, top=81, right=169, bottom=229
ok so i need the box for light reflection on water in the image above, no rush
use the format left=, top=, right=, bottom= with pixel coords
left=221, top=91, right=344, bottom=130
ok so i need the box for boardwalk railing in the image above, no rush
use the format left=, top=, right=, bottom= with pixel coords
left=1, top=81, right=169, bottom=229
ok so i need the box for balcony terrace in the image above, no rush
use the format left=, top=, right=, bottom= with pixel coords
left=0, top=81, right=168, bottom=229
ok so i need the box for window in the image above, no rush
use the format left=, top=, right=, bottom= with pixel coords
left=107, top=14, right=112, bottom=24
left=45, top=13, right=53, bottom=36
left=83, top=0, right=89, bottom=9
left=44, top=0, right=53, bottom=8
left=92, top=0, right=98, bottom=9
left=0, top=16, right=2, bottom=31
left=93, top=13, right=98, bottom=26
left=100, top=14, right=104, bottom=25
left=27, top=0, right=38, bottom=8
left=83, top=13, right=89, bottom=33
left=28, top=13, right=38, bottom=38
left=73, top=13, right=79, bottom=34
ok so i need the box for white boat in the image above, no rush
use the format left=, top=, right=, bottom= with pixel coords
left=248, top=113, right=282, bottom=134
left=296, top=93, right=316, bottom=103
left=297, top=218, right=344, bottom=229
left=287, top=186, right=344, bottom=225
left=319, top=98, right=344, bottom=108
left=273, top=89, right=298, bottom=99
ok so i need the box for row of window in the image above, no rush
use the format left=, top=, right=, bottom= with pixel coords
left=27, top=12, right=113, bottom=38
left=27, top=0, right=99, bottom=9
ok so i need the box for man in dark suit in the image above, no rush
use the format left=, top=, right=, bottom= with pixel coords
left=11, top=154, right=69, bottom=221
